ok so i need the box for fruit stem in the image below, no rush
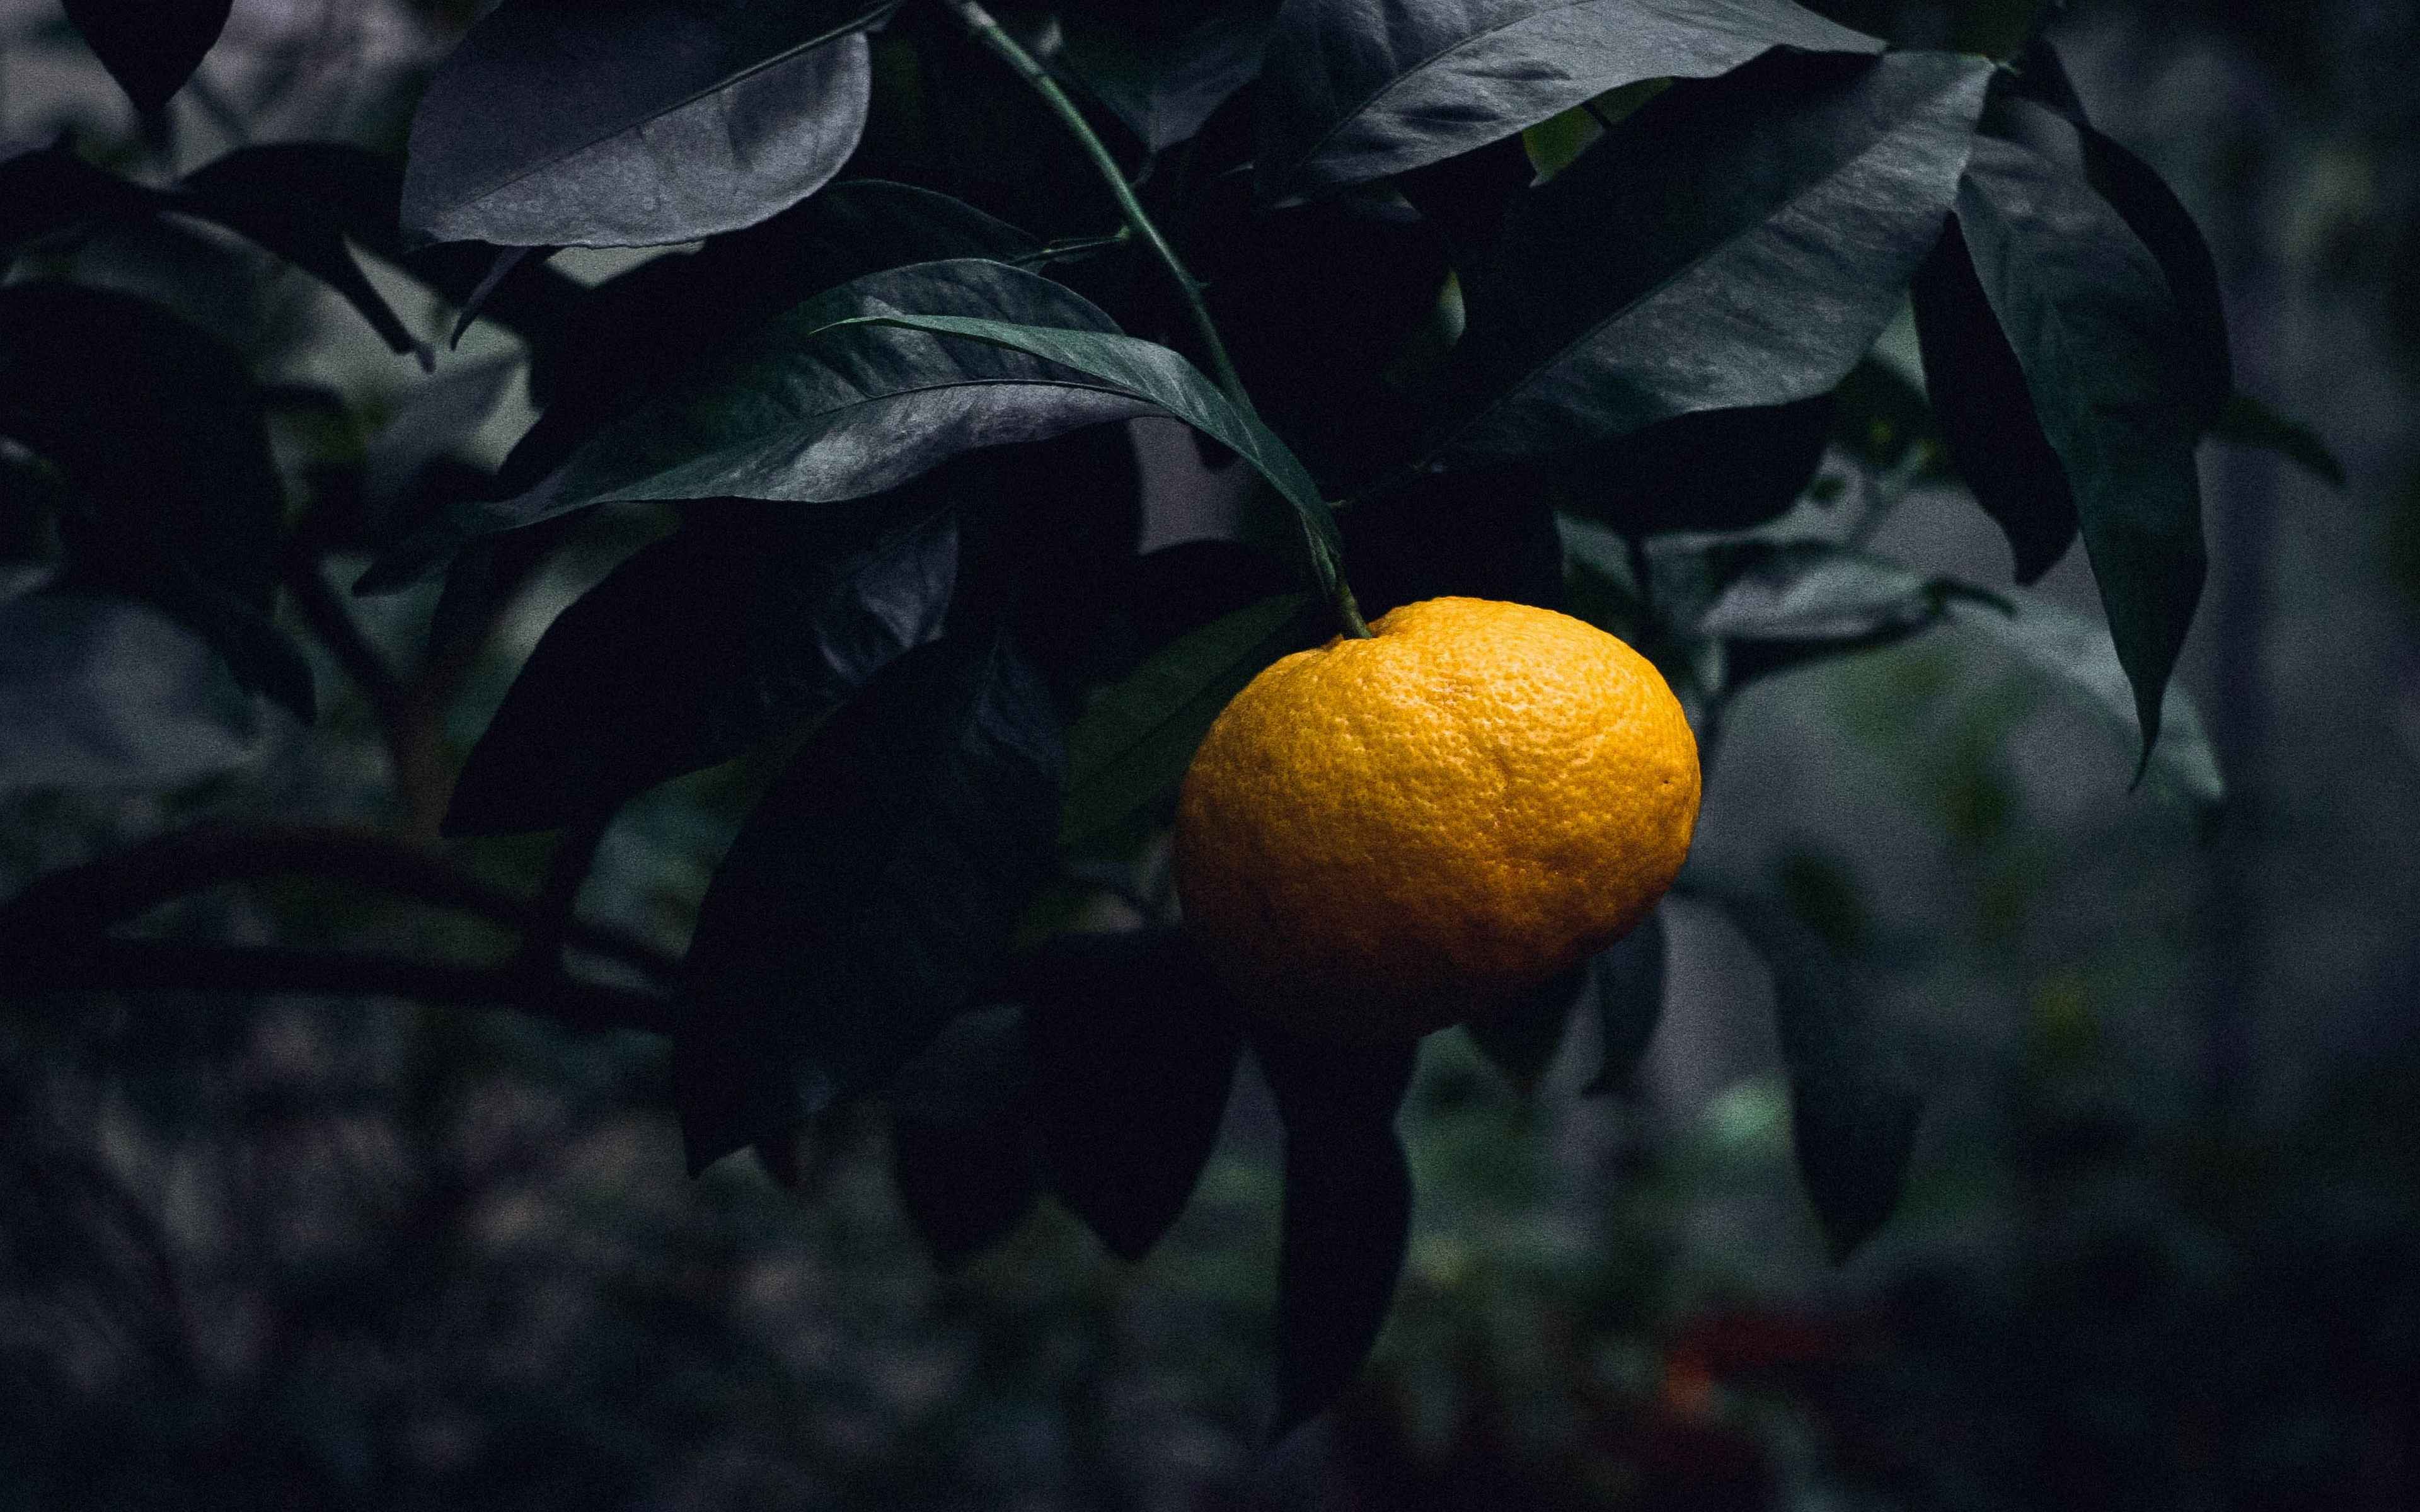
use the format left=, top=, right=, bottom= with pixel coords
left=944, top=0, right=1250, bottom=411
left=1332, top=571, right=1374, bottom=639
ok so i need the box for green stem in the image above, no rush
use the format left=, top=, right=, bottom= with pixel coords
left=945, top=0, right=1249, bottom=410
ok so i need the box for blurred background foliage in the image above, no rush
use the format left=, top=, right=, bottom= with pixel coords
left=3, top=0, right=2417, bottom=1506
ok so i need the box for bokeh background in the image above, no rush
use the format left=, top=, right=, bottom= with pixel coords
left=3, top=0, right=2416, bottom=1506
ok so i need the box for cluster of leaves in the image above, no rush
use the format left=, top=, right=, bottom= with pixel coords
left=0, top=0, right=2340, bottom=1433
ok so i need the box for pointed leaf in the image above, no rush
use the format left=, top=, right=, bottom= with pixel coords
left=446, top=499, right=957, bottom=836
left=1437, top=50, right=1991, bottom=464
left=0, top=143, right=169, bottom=255
left=1465, top=962, right=1584, bottom=1094
left=674, top=634, right=1064, bottom=1172
left=888, top=1005, right=1042, bottom=1267
left=1011, top=929, right=1245, bottom=1260
left=1715, top=890, right=1916, bottom=1262
left=1949, top=591, right=2223, bottom=818
left=1059, top=592, right=1325, bottom=854
left=1911, top=219, right=2079, bottom=583
left=1253, top=1026, right=1418, bottom=1433
left=403, top=0, right=894, bottom=247
left=1584, top=908, right=1666, bottom=1094
left=61, top=0, right=232, bottom=113
left=1952, top=132, right=2208, bottom=769
left=1256, top=0, right=1879, bottom=202
left=2210, top=392, right=2346, bottom=490
left=360, top=259, right=1155, bottom=591
left=1061, top=0, right=1281, bottom=152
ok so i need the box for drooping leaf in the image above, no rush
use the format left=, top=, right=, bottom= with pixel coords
left=674, top=633, right=1064, bottom=1172
left=0, top=589, right=269, bottom=793
left=360, top=260, right=1156, bottom=592
left=1255, top=0, right=1880, bottom=202
left=1584, top=908, right=1666, bottom=1094
left=1547, top=395, right=1836, bottom=536
left=1436, top=49, right=1991, bottom=464
left=1059, top=592, right=1324, bottom=854
left=1714, top=888, right=1917, bottom=1263
left=1465, top=961, right=1584, bottom=1094
left=402, top=0, right=896, bottom=248
left=446, top=497, right=957, bottom=836
left=60, top=0, right=233, bottom=113
left=1948, top=591, right=2223, bottom=818
left=1061, top=0, right=1281, bottom=152
left=1691, top=539, right=2003, bottom=685
left=887, top=1005, right=1042, bottom=1267
left=1910, top=219, right=2078, bottom=583
left=1008, top=929, right=1245, bottom=1261
left=2210, top=392, right=2346, bottom=490
left=1252, top=1025, right=1419, bottom=1435
left=1951, top=132, right=2208, bottom=769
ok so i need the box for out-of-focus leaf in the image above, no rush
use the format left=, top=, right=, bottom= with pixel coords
left=0, top=590, right=270, bottom=793
left=1949, top=591, right=2223, bottom=819
left=1714, top=887, right=1917, bottom=1263
left=1008, top=929, right=1244, bottom=1260
left=1436, top=50, right=1990, bottom=464
left=446, top=497, right=957, bottom=835
left=1695, top=539, right=2002, bottom=642
left=403, top=0, right=894, bottom=247
left=61, top=0, right=232, bottom=113
left=0, top=143, right=166, bottom=255
left=674, top=634, right=1064, bottom=1171
left=887, top=1005, right=1041, bottom=1267
left=360, top=260, right=1155, bottom=592
left=1255, top=0, right=1879, bottom=202
left=1951, top=132, right=2208, bottom=769
left=1060, top=0, right=1280, bottom=152
left=1252, top=1025, right=1418, bottom=1435
left=359, top=355, right=521, bottom=525
left=2210, top=392, right=2346, bottom=490
left=1829, top=356, right=1944, bottom=474
left=1059, top=593, right=1323, bottom=854
left=1465, top=961, right=1584, bottom=1094
left=1584, top=908, right=1667, bottom=1094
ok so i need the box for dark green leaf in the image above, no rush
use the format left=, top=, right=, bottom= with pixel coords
left=1911, top=219, right=2078, bottom=583
left=0, top=589, right=269, bottom=793
left=1584, top=909, right=1666, bottom=1094
left=824, top=310, right=1346, bottom=586
left=1715, top=889, right=1917, bottom=1263
left=61, top=0, right=232, bottom=113
left=674, top=633, right=1064, bottom=1172
left=1438, top=50, right=1991, bottom=464
left=446, top=497, right=957, bottom=836
left=1252, top=1026, right=1418, bottom=1435
left=887, top=1005, right=1041, bottom=1267
left=1829, top=357, right=1945, bottom=474
left=2210, top=392, right=2346, bottom=490
left=1948, top=591, right=2223, bottom=817
left=1061, top=0, right=1281, bottom=152
left=1548, top=395, right=1836, bottom=536
left=0, top=143, right=168, bottom=256
left=360, top=260, right=1155, bottom=592
left=1952, top=132, right=2208, bottom=770
left=1059, top=592, right=1324, bottom=854
left=1255, top=0, right=1880, bottom=202
left=1010, top=929, right=1245, bottom=1261
left=1465, top=961, right=1584, bottom=1094
left=1338, top=466, right=1569, bottom=615
left=402, top=0, right=896, bottom=247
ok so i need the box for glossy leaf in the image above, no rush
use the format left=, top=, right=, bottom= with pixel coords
left=1949, top=591, right=2223, bottom=818
left=1911, top=219, right=2078, bottom=583
left=1255, top=0, right=1879, bottom=202
left=1252, top=1026, right=1419, bottom=1435
left=1011, top=929, right=1245, bottom=1261
left=360, top=260, right=1155, bottom=592
left=1952, top=132, right=2208, bottom=769
left=1061, top=0, right=1281, bottom=151
left=0, top=590, right=268, bottom=793
left=2210, top=392, right=2346, bottom=490
left=446, top=498, right=957, bottom=835
left=674, top=634, right=1064, bottom=1171
left=402, top=0, right=895, bottom=247
left=1465, top=961, right=1584, bottom=1094
left=61, top=0, right=232, bottom=113
left=1584, top=909, right=1667, bottom=1094
left=1437, top=50, right=1991, bottom=464
left=1717, top=890, right=1917, bottom=1263
left=1060, top=592, right=1324, bottom=854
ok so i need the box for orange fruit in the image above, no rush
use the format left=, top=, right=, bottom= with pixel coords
left=1173, top=597, right=1700, bottom=1042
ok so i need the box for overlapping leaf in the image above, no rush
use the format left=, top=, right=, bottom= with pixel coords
left=1061, top=0, right=1282, bottom=152
left=1437, top=49, right=1991, bottom=463
left=61, top=0, right=231, bottom=113
left=887, top=1005, right=1042, bottom=1266
left=1255, top=0, right=1880, bottom=202
left=674, top=634, right=1064, bottom=1171
left=403, top=0, right=896, bottom=247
